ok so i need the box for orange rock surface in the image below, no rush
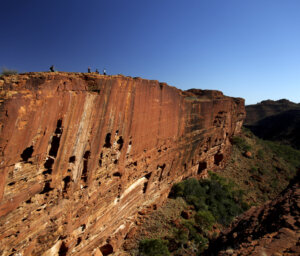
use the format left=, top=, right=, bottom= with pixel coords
left=0, top=72, right=245, bottom=255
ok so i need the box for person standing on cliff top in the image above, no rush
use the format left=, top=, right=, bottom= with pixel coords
left=50, top=65, right=55, bottom=72
left=88, top=67, right=91, bottom=73
left=95, top=69, right=99, bottom=74
left=103, top=68, right=106, bottom=75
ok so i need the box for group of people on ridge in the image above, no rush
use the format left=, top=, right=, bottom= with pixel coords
left=50, top=65, right=107, bottom=75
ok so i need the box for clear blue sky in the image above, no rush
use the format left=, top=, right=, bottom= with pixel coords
left=1, top=0, right=300, bottom=104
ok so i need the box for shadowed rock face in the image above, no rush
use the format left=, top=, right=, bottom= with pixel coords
left=206, top=171, right=300, bottom=256
left=245, top=99, right=300, bottom=149
left=0, top=72, right=245, bottom=255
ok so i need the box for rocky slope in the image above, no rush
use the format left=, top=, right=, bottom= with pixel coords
left=0, top=72, right=245, bottom=256
left=245, top=99, right=300, bottom=149
left=245, top=99, right=300, bottom=126
left=207, top=170, right=300, bottom=256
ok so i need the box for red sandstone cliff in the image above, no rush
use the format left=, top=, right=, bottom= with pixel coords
left=0, top=72, right=245, bottom=256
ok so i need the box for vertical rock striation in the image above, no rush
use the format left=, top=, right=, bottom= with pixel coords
left=0, top=73, right=245, bottom=255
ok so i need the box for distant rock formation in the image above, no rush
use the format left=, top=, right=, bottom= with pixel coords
left=0, top=72, right=245, bottom=255
left=206, top=170, right=300, bottom=255
left=245, top=99, right=300, bottom=149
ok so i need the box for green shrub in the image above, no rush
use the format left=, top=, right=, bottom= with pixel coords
left=195, top=210, right=215, bottom=231
left=264, top=141, right=300, bottom=169
left=231, top=136, right=251, bottom=151
left=1, top=67, right=18, bottom=76
left=257, top=149, right=264, bottom=159
left=139, top=239, right=170, bottom=256
left=170, top=173, right=248, bottom=226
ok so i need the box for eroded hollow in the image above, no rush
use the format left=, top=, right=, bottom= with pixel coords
left=100, top=244, right=113, bottom=256
left=21, top=146, right=34, bottom=162
left=69, top=156, right=76, bottom=163
left=58, top=241, right=68, bottom=256
left=63, top=176, right=71, bottom=193
left=81, top=151, right=91, bottom=182
left=214, top=153, right=224, bottom=166
left=117, top=136, right=124, bottom=150
left=197, top=162, right=207, bottom=174
left=103, top=133, right=112, bottom=148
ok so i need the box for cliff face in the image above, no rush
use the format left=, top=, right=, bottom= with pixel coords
left=0, top=73, right=245, bottom=256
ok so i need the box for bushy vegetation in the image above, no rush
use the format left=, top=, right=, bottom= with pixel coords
left=1, top=67, right=18, bottom=76
left=139, top=239, right=170, bottom=256
left=231, top=136, right=251, bottom=151
left=264, top=140, right=300, bottom=169
left=169, top=172, right=248, bottom=226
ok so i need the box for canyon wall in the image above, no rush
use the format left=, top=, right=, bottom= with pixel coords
left=0, top=73, right=245, bottom=256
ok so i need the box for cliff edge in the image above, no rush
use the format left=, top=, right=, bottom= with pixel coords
left=0, top=72, right=245, bottom=255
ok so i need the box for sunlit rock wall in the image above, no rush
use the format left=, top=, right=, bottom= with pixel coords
left=0, top=73, right=245, bottom=255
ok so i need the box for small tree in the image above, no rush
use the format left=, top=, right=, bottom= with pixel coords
left=1, top=67, right=18, bottom=76
left=139, top=239, right=170, bottom=256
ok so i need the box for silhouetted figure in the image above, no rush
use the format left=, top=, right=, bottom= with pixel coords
left=95, top=69, right=99, bottom=74
left=103, top=68, right=106, bottom=75
left=50, top=65, right=55, bottom=72
left=88, top=67, right=91, bottom=73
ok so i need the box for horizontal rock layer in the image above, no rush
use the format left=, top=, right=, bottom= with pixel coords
left=0, top=72, right=245, bottom=255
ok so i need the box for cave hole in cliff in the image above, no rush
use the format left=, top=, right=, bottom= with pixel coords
left=214, top=153, right=224, bottom=166
left=197, top=162, right=207, bottom=174
left=40, top=181, right=53, bottom=194
left=55, top=119, right=63, bottom=134
left=113, top=172, right=121, bottom=177
left=117, top=136, right=124, bottom=150
left=75, top=237, right=82, bottom=246
left=143, top=181, right=149, bottom=194
left=69, top=156, right=76, bottom=163
left=63, top=175, right=71, bottom=193
left=100, top=244, right=113, bottom=256
left=21, top=146, right=34, bottom=162
left=103, top=133, right=112, bottom=148
left=145, top=172, right=152, bottom=180
left=8, top=181, right=15, bottom=186
left=49, top=136, right=61, bottom=158
left=81, top=151, right=90, bottom=182
left=43, top=157, right=54, bottom=172
left=58, top=241, right=68, bottom=256
left=99, top=152, right=103, bottom=167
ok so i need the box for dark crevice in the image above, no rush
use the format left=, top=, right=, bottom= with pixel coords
left=197, top=162, right=207, bottom=174
left=103, top=133, right=112, bottom=148
left=99, top=152, right=103, bottom=167
left=8, top=181, right=15, bottom=186
left=214, top=153, right=224, bottom=166
left=114, top=159, right=118, bottom=164
left=40, top=181, right=53, bottom=194
left=49, top=119, right=63, bottom=158
left=21, top=146, right=34, bottom=162
left=63, top=176, right=71, bottom=193
left=49, top=136, right=61, bottom=157
left=113, top=172, right=121, bottom=177
left=145, top=172, right=152, bottom=180
left=44, top=157, right=54, bottom=169
left=100, top=244, right=113, bottom=256
left=69, top=156, right=76, bottom=163
left=58, top=241, right=68, bottom=256
left=143, top=181, right=149, bottom=194
left=81, top=151, right=90, bottom=182
left=75, top=237, right=82, bottom=246
left=55, top=119, right=63, bottom=134
left=117, top=136, right=124, bottom=150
